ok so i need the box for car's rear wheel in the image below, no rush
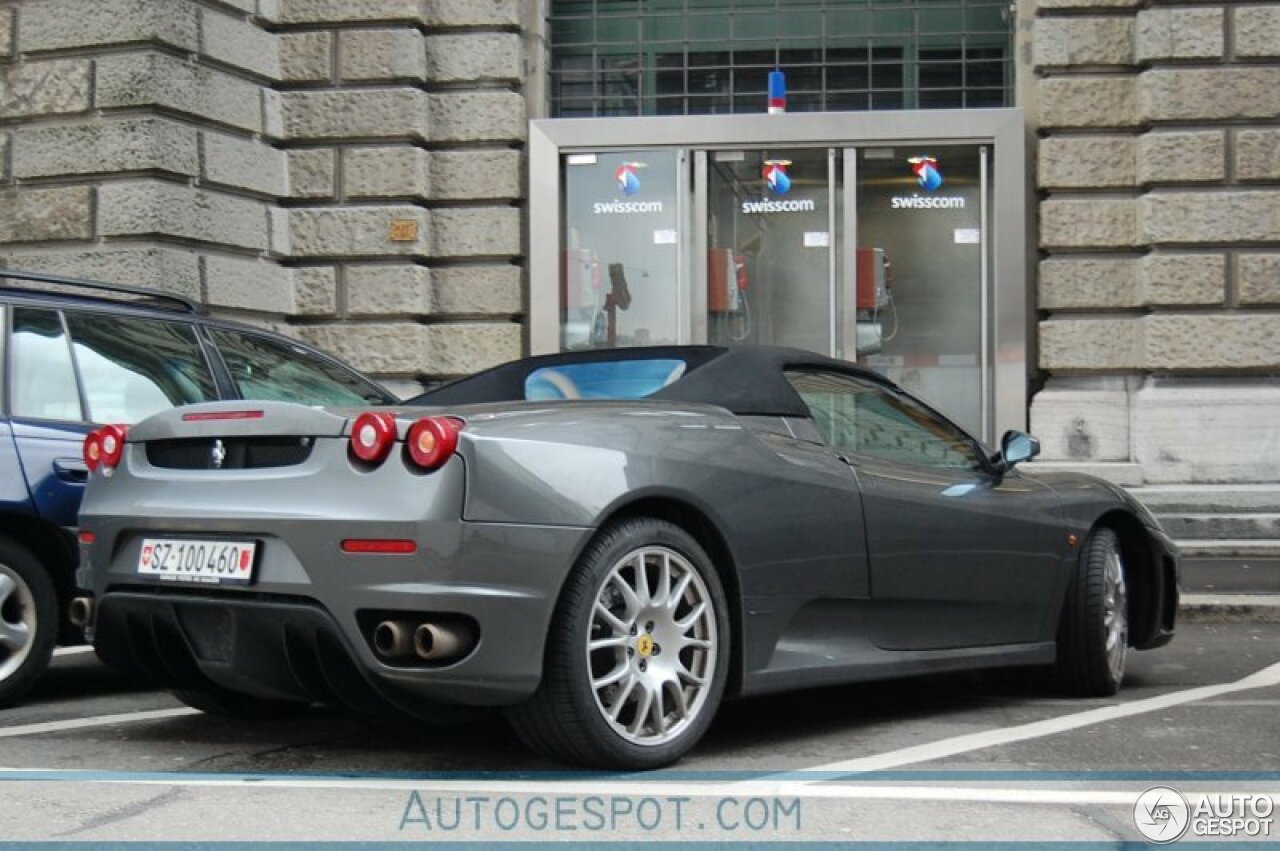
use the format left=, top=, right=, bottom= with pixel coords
left=0, top=538, right=58, bottom=708
left=507, top=517, right=730, bottom=769
left=1056, top=526, right=1128, bottom=696
left=172, top=685, right=309, bottom=719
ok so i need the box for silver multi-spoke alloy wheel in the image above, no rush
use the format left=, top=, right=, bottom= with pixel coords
left=587, top=546, right=718, bottom=747
left=1103, top=545, right=1128, bottom=684
left=0, top=563, right=36, bottom=682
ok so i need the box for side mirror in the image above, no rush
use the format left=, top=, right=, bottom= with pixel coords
left=996, top=430, right=1040, bottom=473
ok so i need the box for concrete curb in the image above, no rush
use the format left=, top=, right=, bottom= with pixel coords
left=1179, top=594, right=1280, bottom=623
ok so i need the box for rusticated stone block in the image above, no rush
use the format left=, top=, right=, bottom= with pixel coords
left=431, top=208, right=521, bottom=259
left=294, top=266, right=337, bottom=315
left=0, top=9, right=11, bottom=58
left=1029, top=378, right=1132, bottom=461
left=1134, top=379, right=1280, bottom=483
left=204, top=256, right=295, bottom=313
left=1145, top=314, right=1280, bottom=370
left=1137, top=132, right=1224, bottom=184
left=340, top=29, right=425, bottom=81
left=1038, top=258, right=1140, bottom=309
left=1040, top=199, right=1139, bottom=249
left=0, top=247, right=200, bottom=296
left=1037, top=0, right=1139, bottom=8
left=1141, top=192, right=1280, bottom=244
left=1234, top=6, right=1280, bottom=59
left=1135, top=8, right=1223, bottom=61
left=202, top=132, right=287, bottom=196
left=432, top=265, right=522, bottom=316
left=429, top=92, right=525, bottom=143
left=288, top=206, right=429, bottom=257
left=13, top=117, right=197, bottom=179
left=343, top=147, right=429, bottom=199
left=426, top=33, right=523, bottom=82
left=1141, top=69, right=1280, bottom=123
left=99, top=180, right=269, bottom=251
left=1039, top=317, right=1143, bottom=370
left=1038, top=77, right=1139, bottom=129
left=18, top=0, right=198, bottom=53
left=1037, top=136, right=1136, bottom=189
left=288, top=149, right=335, bottom=198
left=1141, top=253, right=1224, bottom=306
left=1235, top=130, right=1280, bottom=183
left=201, top=8, right=279, bottom=79
left=269, top=207, right=291, bottom=256
left=0, top=187, right=92, bottom=243
left=425, top=323, right=522, bottom=376
left=274, top=0, right=423, bottom=24
left=262, top=89, right=283, bottom=140
left=1033, top=18, right=1134, bottom=68
left=0, top=60, right=91, bottom=118
left=96, top=52, right=262, bottom=133
left=0, top=134, right=8, bottom=180
left=294, top=322, right=429, bottom=374
left=429, top=150, right=522, bottom=201
left=280, top=32, right=332, bottom=82
left=345, top=264, right=431, bottom=316
left=424, top=0, right=521, bottom=27
left=1237, top=255, right=1280, bottom=306
left=281, top=89, right=428, bottom=141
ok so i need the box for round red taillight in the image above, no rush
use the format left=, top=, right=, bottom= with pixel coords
left=349, top=412, right=397, bottom=464
left=405, top=417, right=460, bottom=471
left=83, top=429, right=103, bottom=472
left=99, top=424, right=128, bottom=470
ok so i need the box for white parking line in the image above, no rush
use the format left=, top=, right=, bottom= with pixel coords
left=52, top=646, right=95, bottom=657
left=0, top=707, right=199, bottom=738
left=787, top=659, right=1280, bottom=779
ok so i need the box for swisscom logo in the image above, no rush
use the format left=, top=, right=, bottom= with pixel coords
left=593, top=162, right=663, bottom=215
left=893, top=155, right=965, bottom=210
left=742, top=159, right=816, bottom=215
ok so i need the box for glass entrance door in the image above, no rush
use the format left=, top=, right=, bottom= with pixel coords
left=704, top=148, right=834, bottom=354
left=849, top=145, right=988, bottom=437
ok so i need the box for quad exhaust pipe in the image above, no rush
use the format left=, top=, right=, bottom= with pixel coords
left=372, top=618, right=475, bottom=664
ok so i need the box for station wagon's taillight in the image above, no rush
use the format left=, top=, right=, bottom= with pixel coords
left=405, top=417, right=461, bottom=472
left=349, top=411, right=397, bottom=464
left=84, top=424, right=128, bottom=474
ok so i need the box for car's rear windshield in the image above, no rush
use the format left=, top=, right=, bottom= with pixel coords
left=524, top=359, right=686, bottom=400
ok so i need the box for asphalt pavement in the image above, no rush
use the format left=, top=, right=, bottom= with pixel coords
left=0, top=621, right=1276, bottom=844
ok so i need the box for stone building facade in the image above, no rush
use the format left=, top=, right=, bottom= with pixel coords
left=0, top=0, right=529, bottom=398
left=1026, top=0, right=1280, bottom=492
left=1, top=0, right=1277, bottom=505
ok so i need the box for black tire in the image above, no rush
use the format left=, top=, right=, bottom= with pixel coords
left=1055, top=526, right=1128, bottom=697
left=506, top=517, right=731, bottom=769
left=0, top=537, right=59, bottom=708
left=172, top=685, right=309, bottom=719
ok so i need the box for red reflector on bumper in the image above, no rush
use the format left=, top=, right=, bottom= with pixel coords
left=340, top=539, right=417, bottom=554
left=182, top=410, right=265, bottom=422
left=78, top=531, right=96, bottom=545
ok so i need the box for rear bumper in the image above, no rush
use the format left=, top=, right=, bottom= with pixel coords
left=84, top=519, right=591, bottom=708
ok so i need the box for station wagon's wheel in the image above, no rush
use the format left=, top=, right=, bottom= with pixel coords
left=507, top=517, right=730, bottom=769
left=0, top=537, right=58, bottom=708
left=1055, top=526, right=1128, bottom=697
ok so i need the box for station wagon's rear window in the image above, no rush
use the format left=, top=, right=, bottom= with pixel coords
left=525, top=359, right=686, bottom=400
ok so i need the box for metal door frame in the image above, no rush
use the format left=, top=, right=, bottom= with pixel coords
left=528, top=109, right=1027, bottom=439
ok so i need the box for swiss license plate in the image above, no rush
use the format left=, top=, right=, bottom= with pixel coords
left=137, top=538, right=258, bottom=585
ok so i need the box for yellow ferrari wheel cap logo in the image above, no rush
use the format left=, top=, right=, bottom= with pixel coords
left=635, top=634, right=654, bottom=658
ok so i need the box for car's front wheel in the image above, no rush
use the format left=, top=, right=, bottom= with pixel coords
left=508, top=518, right=730, bottom=768
left=0, top=537, right=58, bottom=708
left=1056, top=526, right=1128, bottom=696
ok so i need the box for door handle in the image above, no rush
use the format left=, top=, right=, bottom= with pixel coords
left=53, top=458, right=89, bottom=483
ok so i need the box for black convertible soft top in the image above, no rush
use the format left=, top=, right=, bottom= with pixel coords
left=408, top=344, right=893, bottom=418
